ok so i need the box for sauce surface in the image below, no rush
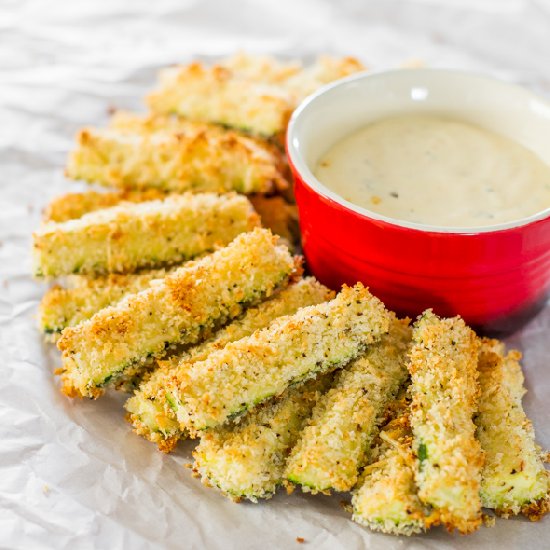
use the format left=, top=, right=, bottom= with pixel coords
left=314, top=114, right=550, bottom=227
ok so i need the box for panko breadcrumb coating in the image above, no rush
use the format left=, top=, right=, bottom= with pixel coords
left=125, top=277, right=334, bottom=452
left=285, top=317, right=411, bottom=494
left=352, top=395, right=427, bottom=536
left=193, top=374, right=334, bottom=502
left=57, top=228, right=296, bottom=399
left=33, top=192, right=259, bottom=277
left=408, top=310, right=483, bottom=534
left=147, top=53, right=364, bottom=138
left=66, top=111, right=288, bottom=193
left=39, top=268, right=177, bottom=340
left=166, top=283, right=390, bottom=435
left=43, top=189, right=298, bottom=245
left=476, top=338, right=549, bottom=520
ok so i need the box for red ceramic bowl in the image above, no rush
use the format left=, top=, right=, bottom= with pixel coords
left=287, top=69, right=550, bottom=335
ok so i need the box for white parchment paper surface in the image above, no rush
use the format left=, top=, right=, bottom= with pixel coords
left=1, top=1, right=549, bottom=548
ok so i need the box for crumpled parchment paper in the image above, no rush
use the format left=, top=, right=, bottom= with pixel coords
left=1, top=1, right=549, bottom=548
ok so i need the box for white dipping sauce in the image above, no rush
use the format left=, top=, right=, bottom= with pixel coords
left=314, top=114, right=550, bottom=227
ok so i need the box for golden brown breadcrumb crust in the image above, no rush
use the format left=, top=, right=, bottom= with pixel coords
left=352, top=395, right=427, bottom=536
left=33, top=192, right=259, bottom=276
left=476, top=338, right=549, bottom=520
left=43, top=189, right=298, bottom=246
left=66, top=112, right=288, bottom=193
left=408, top=310, right=483, bottom=534
left=39, top=267, right=177, bottom=340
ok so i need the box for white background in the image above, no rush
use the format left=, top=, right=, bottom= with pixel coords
left=1, top=1, right=549, bottom=548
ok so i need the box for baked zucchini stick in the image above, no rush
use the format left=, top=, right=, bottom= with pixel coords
left=249, top=194, right=298, bottom=246
left=44, top=190, right=297, bottom=246
left=285, top=317, right=411, bottom=493
left=43, top=189, right=167, bottom=223
left=167, top=283, right=390, bottom=436
left=193, top=374, right=334, bottom=502
left=66, top=112, right=288, bottom=193
left=147, top=64, right=293, bottom=138
left=147, top=54, right=364, bottom=138
left=352, top=395, right=427, bottom=536
left=57, top=228, right=296, bottom=399
left=476, top=338, right=549, bottom=520
left=408, top=310, right=483, bottom=534
left=39, top=268, right=176, bottom=341
left=125, top=277, right=334, bottom=452
left=33, top=192, right=259, bottom=277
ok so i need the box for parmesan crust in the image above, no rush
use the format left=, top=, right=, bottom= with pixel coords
left=165, top=283, right=390, bottom=436
left=33, top=192, right=259, bottom=276
left=147, top=53, right=365, bottom=138
left=57, top=228, right=296, bottom=399
left=125, top=277, right=334, bottom=451
left=193, top=374, right=334, bottom=502
left=66, top=112, right=288, bottom=193
left=285, top=317, right=411, bottom=493
left=476, top=338, right=549, bottom=519
left=408, top=310, right=483, bottom=534
left=352, top=395, right=427, bottom=536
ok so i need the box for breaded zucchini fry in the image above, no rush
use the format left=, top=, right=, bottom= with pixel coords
left=33, top=192, right=259, bottom=276
left=285, top=317, right=411, bottom=493
left=125, top=277, right=334, bottom=452
left=219, top=52, right=303, bottom=84
left=147, top=64, right=292, bottom=138
left=248, top=194, right=298, bottom=246
left=43, top=189, right=167, bottom=223
left=476, top=338, right=549, bottom=520
left=57, top=228, right=296, bottom=399
left=193, top=374, right=334, bottom=502
left=66, top=112, right=288, bottom=193
left=147, top=54, right=364, bottom=138
left=408, top=310, right=483, bottom=534
left=352, top=395, right=427, bottom=536
left=283, top=55, right=366, bottom=99
left=39, top=268, right=175, bottom=340
left=166, top=283, right=390, bottom=436
left=44, top=189, right=296, bottom=245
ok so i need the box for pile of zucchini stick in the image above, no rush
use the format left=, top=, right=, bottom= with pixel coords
left=33, top=53, right=548, bottom=538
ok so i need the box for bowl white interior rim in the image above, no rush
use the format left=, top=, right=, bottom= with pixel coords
left=287, top=67, right=550, bottom=235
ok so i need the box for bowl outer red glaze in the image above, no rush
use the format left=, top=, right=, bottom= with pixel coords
left=292, top=165, right=550, bottom=327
